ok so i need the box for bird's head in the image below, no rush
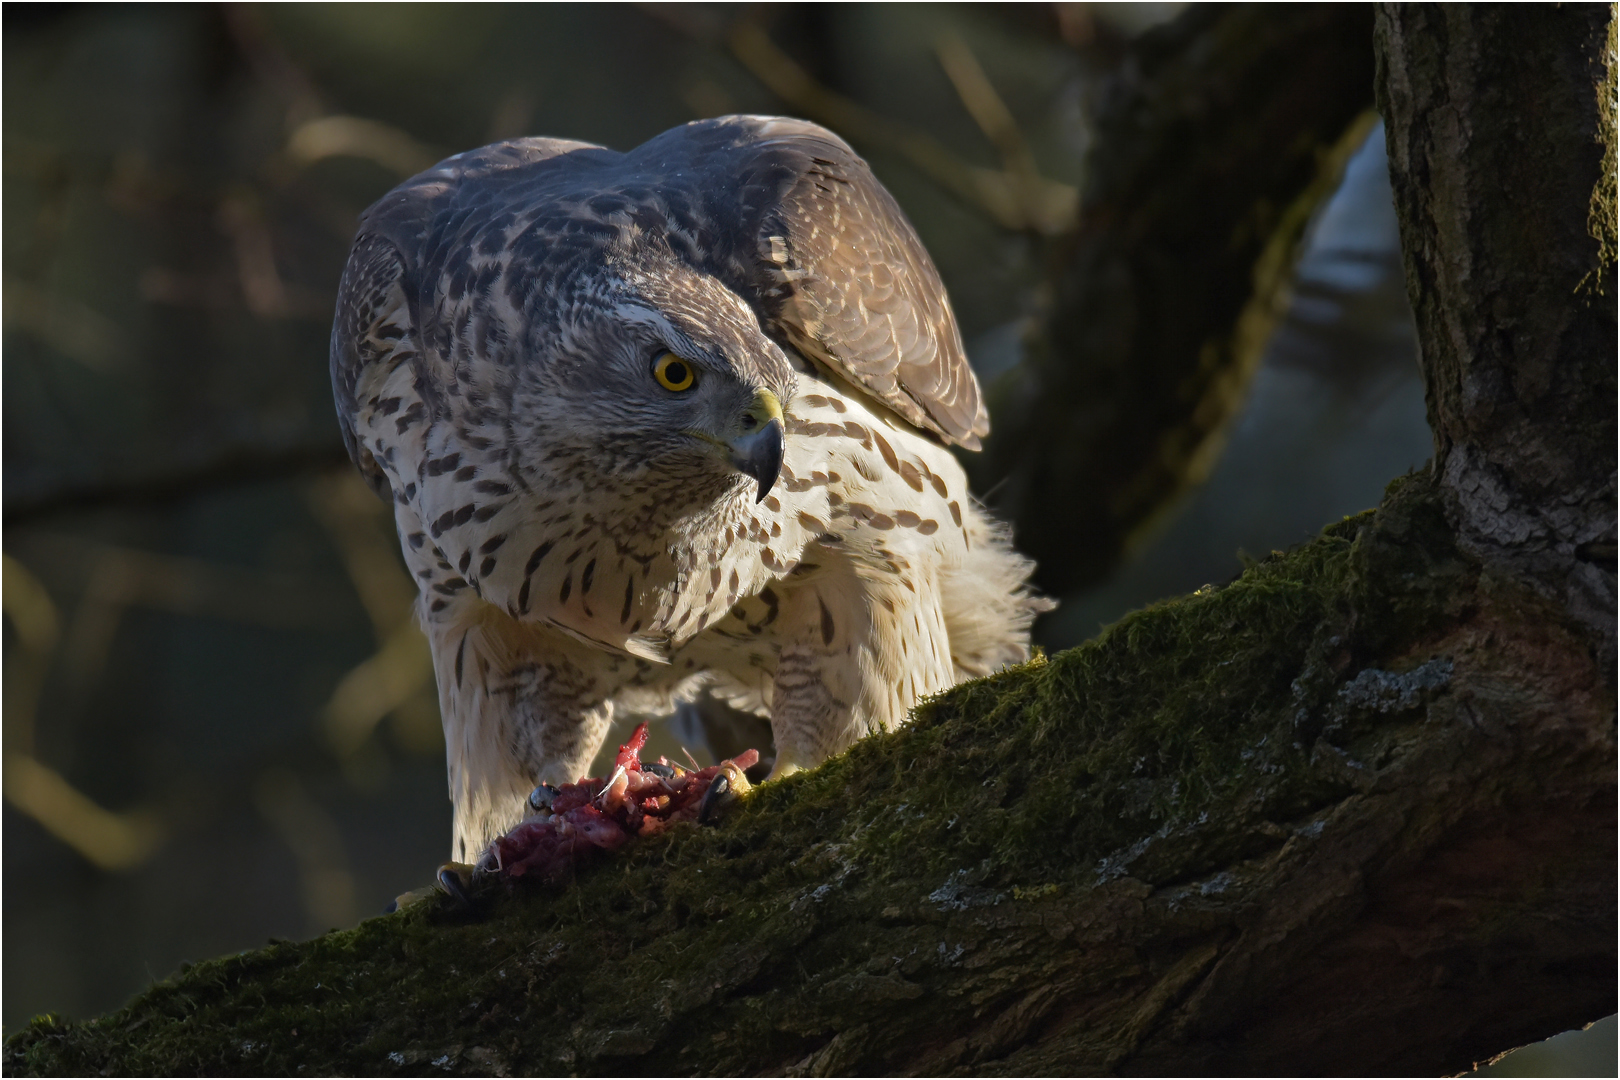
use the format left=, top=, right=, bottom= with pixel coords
left=510, top=253, right=798, bottom=507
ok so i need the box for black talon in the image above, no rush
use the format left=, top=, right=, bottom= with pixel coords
left=527, top=783, right=560, bottom=814
left=641, top=762, right=676, bottom=779
left=697, top=773, right=730, bottom=825
left=437, top=865, right=474, bottom=911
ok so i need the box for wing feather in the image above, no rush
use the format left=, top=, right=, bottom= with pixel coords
left=329, top=233, right=413, bottom=498
left=333, top=118, right=990, bottom=477
left=663, top=116, right=990, bottom=450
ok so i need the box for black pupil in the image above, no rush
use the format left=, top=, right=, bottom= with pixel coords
left=665, top=361, right=688, bottom=385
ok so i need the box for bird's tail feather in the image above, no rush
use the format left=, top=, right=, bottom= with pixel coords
left=941, top=501, right=1054, bottom=680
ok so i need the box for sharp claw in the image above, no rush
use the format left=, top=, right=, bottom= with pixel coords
left=698, top=759, right=755, bottom=825
left=437, top=863, right=476, bottom=911
left=697, top=773, right=730, bottom=825
left=528, top=782, right=560, bottom=814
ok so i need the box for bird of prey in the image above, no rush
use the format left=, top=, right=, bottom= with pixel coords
left=331, top=115, right=1050, bottom=863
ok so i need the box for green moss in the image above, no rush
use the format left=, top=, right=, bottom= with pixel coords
left=4, top=476, right=1473, bottom=1077
left=1583, top=11, right=1616, bottom=299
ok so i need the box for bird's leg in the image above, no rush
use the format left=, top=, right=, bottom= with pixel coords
left=765, top=561, right=885, bottom=772
left=765, top=758, right=803, bottom=782
left=425, top=610, right=624, bottom=863
left=766, top=550, right=956, bottom=776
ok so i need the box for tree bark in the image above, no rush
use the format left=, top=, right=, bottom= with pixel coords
left=5, top=6, right=1613, bottom=1078
left=1377, top=2, right=1617, bottom=666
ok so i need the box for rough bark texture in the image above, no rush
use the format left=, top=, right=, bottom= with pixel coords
left=982, top=3, right=1378, bottom=596
left=1377, top=2, right=1618, bottom=666
left=5, top=6, right=1614, bottom=1077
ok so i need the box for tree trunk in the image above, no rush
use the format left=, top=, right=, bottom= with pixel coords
left=1377, top=2, right=1617, bottom=666
left=982, top=3, right=1379, bottom=596
left=5, top=6, right=1613, bottom=1077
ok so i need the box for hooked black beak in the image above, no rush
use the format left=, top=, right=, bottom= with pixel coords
left=729, top=389, right=785, bottom=502
left=730, top=416, right=784, bottom=502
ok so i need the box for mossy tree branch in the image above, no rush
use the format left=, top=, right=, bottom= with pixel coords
left=6, top=6, right=1614, bottom=1077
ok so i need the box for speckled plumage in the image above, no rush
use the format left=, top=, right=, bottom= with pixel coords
left=331, top=115, right=1049, bottom=861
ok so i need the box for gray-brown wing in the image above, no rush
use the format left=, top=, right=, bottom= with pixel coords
left=332, top=119, right=987, bottom=464
left=672, top=117, right=989, bottom=450
left=330, top=232, right=412, bottom=499
left=330, top=135, right=616, bottom=496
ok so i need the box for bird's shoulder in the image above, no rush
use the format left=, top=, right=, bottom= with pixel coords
left=636, top=117, right=990, bottom=450
left=336, top=117, right=987, bottom=450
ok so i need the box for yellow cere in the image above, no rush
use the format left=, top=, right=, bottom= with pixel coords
left=654, top=352, right=696, bottom=392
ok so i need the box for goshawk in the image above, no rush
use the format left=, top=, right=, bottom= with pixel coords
left=330, top=115, right=1049, bottom=862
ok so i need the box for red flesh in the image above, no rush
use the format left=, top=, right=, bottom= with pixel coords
left=489, top=722, right=759, bottom=884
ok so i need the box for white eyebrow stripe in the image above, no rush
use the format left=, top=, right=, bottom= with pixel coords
left=608, top=300, right=717, bottom=368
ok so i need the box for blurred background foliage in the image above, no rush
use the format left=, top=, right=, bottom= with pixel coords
left=1, top=4, right=1609, bottom=1072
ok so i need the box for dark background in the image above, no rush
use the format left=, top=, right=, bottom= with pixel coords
left=2, top=4, right=1609, bottom=1072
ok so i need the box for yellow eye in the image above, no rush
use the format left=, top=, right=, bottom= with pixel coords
left=653, top=352, right=696, bottom=392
